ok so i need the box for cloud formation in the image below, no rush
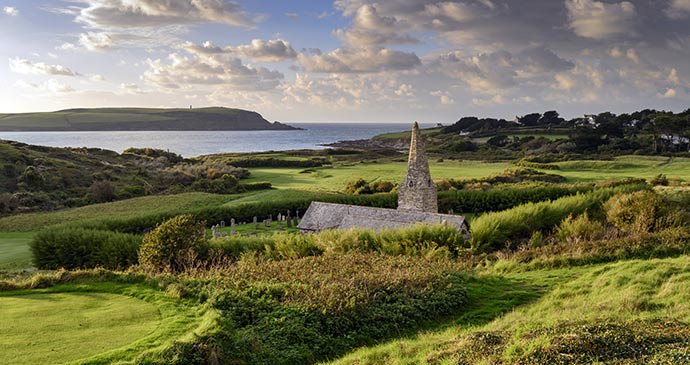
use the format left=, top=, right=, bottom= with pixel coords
left=565, top=0, right=637, bottom=39
left=3, top=6, right=18, bottom=16
left=666, top=0, right=690, bottom=18
left=74, top=0, right=254, bottom=28
left=334, top=4, right=417, bottom=47
left=180, top=39, right=297, bottom=62
left=9, top=58, right=81, bottom=76
left=141, top=53, right=283, bottom=91
left=298, top=47, right=421, bottom=73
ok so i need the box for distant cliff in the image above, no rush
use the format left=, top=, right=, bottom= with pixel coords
left=0, top=107, right=299, bottom=131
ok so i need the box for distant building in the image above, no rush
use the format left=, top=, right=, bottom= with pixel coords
left=298, top=122, right=470, bottom=237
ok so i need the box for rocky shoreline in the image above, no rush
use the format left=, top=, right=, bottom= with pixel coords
left=322, top=137, right=410, bottom=151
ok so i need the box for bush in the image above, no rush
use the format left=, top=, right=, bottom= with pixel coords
left=554, top=212, right=604, bottom=244
left=650, top=173, right=669, bottom=186
left=605, top=191, right=664, bottom=234
left=181, top=253, right=467, bottom=365
left=344, top=178, right=395, bottom=194
left=30, top=227, right=141, bottom=269
left=138, top=215, right=208, bottom=272
left=470, top=185, right=647, bottom=252
left=90, top=180, right=115, bottom=203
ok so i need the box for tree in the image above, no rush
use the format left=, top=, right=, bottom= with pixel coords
left=138, top=215, right=207, bottom=272
left=518, top=113, right=541, bottom=126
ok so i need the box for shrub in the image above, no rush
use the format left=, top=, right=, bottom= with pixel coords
left=90, top=180, right=115, bottom=203
left=138, top=215, right=208, bottom=272
left=30, top=227, right=141, bottom=269
left=470, top=185, right=647, bottom=252
left=605, top=191, right=664, bottom=235
left=197, top=253, right=467, bottom=365
left=650, top=173, right=669, bottom=186
left=554, top=212, right=604, bottom=244
left=344, top=178, right=396, bottom=194
left=344, top=178, right=370, bottom=194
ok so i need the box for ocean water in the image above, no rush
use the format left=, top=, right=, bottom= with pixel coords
left=0, top=123, right=431, bottom=157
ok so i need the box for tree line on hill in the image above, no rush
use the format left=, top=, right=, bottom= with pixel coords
left=437, top=108, right=690, bottom=156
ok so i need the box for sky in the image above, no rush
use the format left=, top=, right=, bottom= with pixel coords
left=0, top=0, right=689, bottom=123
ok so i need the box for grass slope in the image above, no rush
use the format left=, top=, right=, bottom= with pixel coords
left=0, top=107, right=295, bottom=131
left=0, top=280, right=213, bottom=365
left=554, top=155, right=690, bottom=182
left=0, top=292, right=159, bottom=365
left=0, top=192, right=243, bottom=231
left=0, top=232, right=34, bottom=269
left=325, top=257, right=690, bottom=365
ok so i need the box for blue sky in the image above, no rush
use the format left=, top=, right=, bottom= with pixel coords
left=1, top=0, right=689, bottom=122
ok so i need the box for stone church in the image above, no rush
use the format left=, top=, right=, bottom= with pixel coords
left=298, top=122, right=470, bottom=237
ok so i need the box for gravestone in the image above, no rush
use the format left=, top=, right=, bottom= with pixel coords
left=220, top=220, right=226, bottom=228
left=253, top=216, right=258, bottom=230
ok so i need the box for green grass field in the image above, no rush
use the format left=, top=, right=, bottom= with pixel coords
left=555, top=155, right=690, bottom=182
left=0, top=292, right=159, bottom=365
left=0, top=281, right=212, bottom=365
left=243, top=160, right=513, bottom=191
left=0, top=192, right=243, bottom=232
left=0, top=232, right=35, bottom=270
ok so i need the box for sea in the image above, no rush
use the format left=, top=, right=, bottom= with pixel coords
left=0, top=123, right=432, bottom=158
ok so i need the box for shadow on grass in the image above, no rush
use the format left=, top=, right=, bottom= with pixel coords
left=451, top=273, right=546, bottom=327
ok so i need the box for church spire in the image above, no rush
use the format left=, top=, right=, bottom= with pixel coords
left=397, top=122, right=438, bottom=213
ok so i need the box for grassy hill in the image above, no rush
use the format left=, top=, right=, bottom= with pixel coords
left=0, top=107, right=297, bottom=131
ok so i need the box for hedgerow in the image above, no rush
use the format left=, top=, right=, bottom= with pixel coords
left=470, top=184, right=648, bottom=252
left=30, top=228, right=141, bottom=270
left=209, top=223, right=467, bottom=260
left=72, top=185, right=598, bottom=234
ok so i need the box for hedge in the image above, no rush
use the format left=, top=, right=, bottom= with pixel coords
left=31, top=227, right=141, bottom=269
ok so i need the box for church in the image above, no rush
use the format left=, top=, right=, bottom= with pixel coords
left=297, top=122, right=470, bottom=237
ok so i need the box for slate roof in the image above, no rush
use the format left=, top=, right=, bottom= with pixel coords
left=297, top=201, right=469, bottom=235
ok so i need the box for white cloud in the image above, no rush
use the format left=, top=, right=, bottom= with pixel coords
left=334, top=4, right=417, bottom=47
left=9, top=58, right=81, bottom=76
left=394, top=83, right=414, bottom=97
left=141, top=53, right=283, bottom=91
left=666, top=0, right=690, bottom=19
left=566, top=0, right=636, bottom=40
left=74, top=0, right=254, bottom=29
left=626, top=48, right=640, bottom=64
left=79, top=32, right=116, bottom=51
left=285, top=12, right=299, bottom=20
left=58, top=43, right=79, bottom=51
left=430, top=90, right=454, bottom=105
left=120, top=83, right=144, bottom=94
left=234, top=39, right=297, bottom=62
left=298, top=47, right=421, bottom=73
left=3, top=6, right=18, bottom=16
left=662, top=88, right=677, bottom=98
left=16, top=79, right=75, bottom=93
left=180, top=39, right=297, bottom=62
left=554, top=74, right=576, bottom=91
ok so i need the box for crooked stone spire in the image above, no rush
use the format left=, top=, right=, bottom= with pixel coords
left=398, top=121, right=438, bottom=213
